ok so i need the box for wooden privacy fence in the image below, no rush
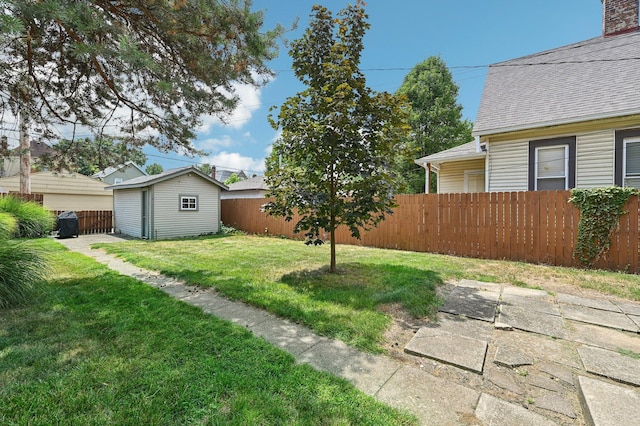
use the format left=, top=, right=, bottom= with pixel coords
left=52, top=210, right=113, bottom=235
left=221, top=191, right=640, bottom=273
left=2, top=192, right=44, bottom=205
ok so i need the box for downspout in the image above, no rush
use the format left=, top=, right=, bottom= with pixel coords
left=425, top=162, right=430, bottom=194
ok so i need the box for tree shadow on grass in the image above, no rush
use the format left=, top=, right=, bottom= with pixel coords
left=279, top=262, right=444, bottom=319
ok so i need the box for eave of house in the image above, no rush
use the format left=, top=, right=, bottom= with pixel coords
left=476, top=113, right=640, bottom=143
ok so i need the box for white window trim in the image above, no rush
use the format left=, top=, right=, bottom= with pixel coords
left=180, top=195, right=198, bottom=211
left=113, top=177, right=123, bottom=184
left=534, top=145, right=569, bottom=190
left=623, top=136, right=640, bottom=187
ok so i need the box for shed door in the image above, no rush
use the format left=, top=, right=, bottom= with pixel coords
left=141, top=190, right=148, bottom=239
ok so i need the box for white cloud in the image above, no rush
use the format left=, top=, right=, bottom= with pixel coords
left=198, top=80, right=265, bottom=133
left=200, top=151, right=265, bottom=173
left=197, top=135, right=235, bottom=152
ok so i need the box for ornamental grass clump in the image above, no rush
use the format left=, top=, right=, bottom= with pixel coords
left=0, top=201, right=49, bottom=309
left=0, top=196, right=54, bottom=238
left=569, top=187, right=638, bottom=266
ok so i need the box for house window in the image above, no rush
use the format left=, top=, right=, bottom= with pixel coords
left=528, top=137, right=576, bottom=191
left=464, top=170, right=485, bottom=193
left=180, top=195, right=198, bottom=211
left=113, top=178, right=123, bottom=184
left=615, top=129, right=640, bottom=188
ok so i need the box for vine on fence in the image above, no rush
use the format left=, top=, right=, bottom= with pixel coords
left=568, top=187, right=638, bottom=266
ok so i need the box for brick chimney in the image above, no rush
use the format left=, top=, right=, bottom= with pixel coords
left=602, top=0, right=639, bottom=36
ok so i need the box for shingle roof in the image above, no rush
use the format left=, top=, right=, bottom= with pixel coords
left=414, top=141, right=484, bottom=165
left=227, top=175, right=268, bottom=191
left=106, top=165, right=227, bottom=190
left=92, top=161, right=146, bottom=179
left=473, top=31, right=640, bottom=136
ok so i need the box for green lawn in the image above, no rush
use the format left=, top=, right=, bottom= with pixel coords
left=0, top=239, right=417, bottom=425
left=95, top=234, right=640, bottom=353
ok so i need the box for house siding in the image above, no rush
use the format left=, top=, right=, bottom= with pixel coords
left=114, top=189, right=142, bottom=238
left=487, top=139, right=529, bottom=192
left=576, top=130, right=615, bottom=188
left=103, top=166, right=146, bottom=184
left=438, top=159, right=486, bottom=193
left=152, top=174, right=220, bottom=239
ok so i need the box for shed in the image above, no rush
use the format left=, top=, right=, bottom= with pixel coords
left=106, top=166, right=227, bottom=240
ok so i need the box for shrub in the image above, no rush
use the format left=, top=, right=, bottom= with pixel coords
left=0, top=241, right=48, bottom=308
left=0, top=212, right=17, bottom=240
left=0, top=196, right=54, bottom=238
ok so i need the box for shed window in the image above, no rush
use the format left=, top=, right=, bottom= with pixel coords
left=180, top=195, right=198, bottom=211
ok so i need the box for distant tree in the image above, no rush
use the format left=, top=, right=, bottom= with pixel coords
left=0, top=0, right=281, bottom=163
left=145, top=163, right=163, bottom=175
left=394, top=56, right=473, bottom=193
left=224, top=173, right=242, bottom=185
left=39, top=137, right=146, bottom=175
left=265, top=2, right=410, bottom=273
left=198, top=163, right=213, bottom=176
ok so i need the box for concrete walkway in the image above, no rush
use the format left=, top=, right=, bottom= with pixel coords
left=56, top=234, right=640, bottom=426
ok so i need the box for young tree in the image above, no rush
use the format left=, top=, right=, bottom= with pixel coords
left=265, top=2, right=410, bottom=273
left=395, top=57, right=473, bottom=193
left=224, top=173, right=242, bottom=185
left=198, top=163, right=213, bottom=176
left=145, top=163, right=163, bottom=175
left=0, top=0, right=280, bottom=155
left=39, top=137, right=146, bottom=175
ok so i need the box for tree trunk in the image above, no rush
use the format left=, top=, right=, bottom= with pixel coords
left=330, top=226, right=336, bottom=273
left=19, top=111, right=31, bottom=194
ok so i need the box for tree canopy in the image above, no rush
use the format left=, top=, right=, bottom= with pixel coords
left=0, top=0, right=280, bottom=155
left=38, top=137, right=146, bottom=175
left=394, top=56, right=473, bottom=193
left=265, top=2, right=410, bottom=273
left=145, top=163, right=163, bottom=175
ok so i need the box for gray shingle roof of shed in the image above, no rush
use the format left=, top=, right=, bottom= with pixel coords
left=473, top=31, right=640, bottom=136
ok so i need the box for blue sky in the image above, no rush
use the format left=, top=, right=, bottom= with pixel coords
left=147, top=0, right=604, bottom=175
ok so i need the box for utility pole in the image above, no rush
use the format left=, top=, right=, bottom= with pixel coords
left=19, top=110, right=31, bottom=194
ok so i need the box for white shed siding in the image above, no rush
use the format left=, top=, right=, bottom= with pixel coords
left=114, top=189, right=142, bottom=238
left=438, top=159, right=485, bottom=193
left=152, top=174, right=220, bottom=239
left=576, top=130, right=615, bottom=188
left=487, top=139, right=529, bottom=192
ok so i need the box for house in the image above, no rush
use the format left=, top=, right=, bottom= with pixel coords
left=221, top=175, right=268, bottom=199
left=107, top=166, right=227, bottom=240
left=0, top=171, right=113, bottom=210
left=92, top=161, right=147, bottom=184
left=0, top=139, right=54, bottom=178
left=416, top=0, right=640, bottom=194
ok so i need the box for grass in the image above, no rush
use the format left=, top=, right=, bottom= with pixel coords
left=96, top=235, right=444, bottom=353
left=95, top=234, right=640, bottom=351
left=0, top=239, right=417, bottom=425
left=618, top=348, right=640, bottom=359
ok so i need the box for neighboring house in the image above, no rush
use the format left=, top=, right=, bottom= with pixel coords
left=107, top=166, right=227, bottom=240
left=0, top=139, right=54, bottom=178
left=215, top=169, right=247, bottom=183
left=416, top=0, right=640, bottom=194
left=221, top=175, right=268, bottom=199
left=92, top=161, right=147, bottom=184
left=0, top=171, right=113, bottom=210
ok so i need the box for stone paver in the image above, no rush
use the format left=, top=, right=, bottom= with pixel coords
left=502, top=291, right=560, bottom=316
left=497, top=305, right=568, bottom=339
left=376, top=366, right=480, bottom=426
left=405, top=327, right=488, bottom=374
left=557, top=293, right=622, bottom=312
left=527, top=373, right=565, bottom=392
left=537, top=362, right=575, bottom=386
left=566, top=321, right=640, bottom=354
left=614, top=300, right=640, bottom=316
left=561, top=304, right=639, bottom=333
left=493, top=346, right=534, bottom=368
left=535, top=393, right=576, bottom=419
left=578, top=376, right=640, bottom=426
left=438, top=285, right=499, bottom=322
left=475, top=393, right=558, bottom=426
left=577, top=345, right=640, bottom=387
